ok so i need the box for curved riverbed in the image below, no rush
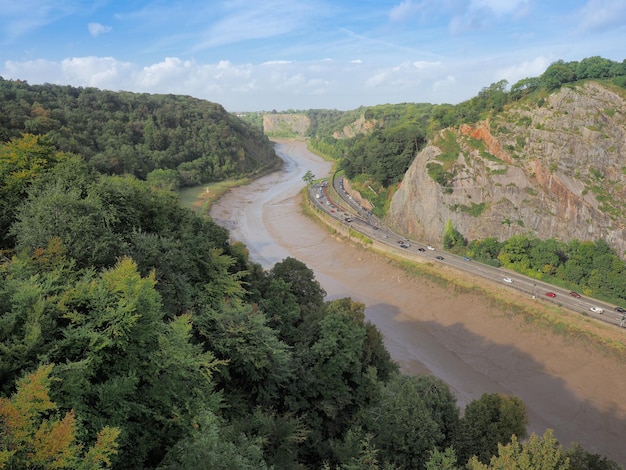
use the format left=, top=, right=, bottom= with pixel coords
left=210, top=139, right=626, bottom=465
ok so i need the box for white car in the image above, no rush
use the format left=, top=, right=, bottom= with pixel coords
left=590, top=306, right=604, bottom=314
left=503, top=277, right=513, bottom=283
left=427, top=245, right=435, bottom=251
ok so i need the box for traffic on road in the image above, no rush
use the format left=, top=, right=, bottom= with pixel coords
left=310, top=176, right=626, bottom=330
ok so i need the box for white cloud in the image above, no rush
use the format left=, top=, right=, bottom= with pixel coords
left=576, top=0, right=626, bottom=32
left=497, top=56, right=551, bottom=85
left=413, top=60, right=441, bottom=70
left=61, top=56, right=135, bottom=88
left=88, top=22, right=112, bottom=37
left=3, top=58, right=63, bottom=81
left=469, top=0, right=529, bottom=16
left=191, top=0, right=324, bottom=52
left=432, top=74, right=456, bottom=91
left=261, top=60, right=292, bottom=66
left=389, top=0, right=422, bottom=22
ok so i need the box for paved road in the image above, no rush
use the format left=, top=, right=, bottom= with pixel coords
left=311, top=176, right=626, bottom=329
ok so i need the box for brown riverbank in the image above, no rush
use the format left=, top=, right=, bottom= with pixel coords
left=209, top=139, right=626, bottom=465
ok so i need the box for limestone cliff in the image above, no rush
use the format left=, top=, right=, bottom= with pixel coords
left=262, top=113, right=310, bottom=137
left=388, top=82, right=626, bottom=255
left=332, top=115, right=381, bottom=139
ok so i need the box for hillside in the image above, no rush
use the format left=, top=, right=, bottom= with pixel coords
left=262, top=112, right=310, bottom=137
left=388, top=81, right=626, bottom=257
left=0, top=78, right=281, bottom=188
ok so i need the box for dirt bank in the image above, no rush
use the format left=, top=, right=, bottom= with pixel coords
left=210, top=139, right=626, bottom=465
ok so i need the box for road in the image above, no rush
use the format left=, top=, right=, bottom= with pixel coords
left=309, top=174, right=626, bottom=329
left=211, top=139, right=626, bottom=465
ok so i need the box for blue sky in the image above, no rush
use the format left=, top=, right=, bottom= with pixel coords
left=1, top=0, right=625, bottom=112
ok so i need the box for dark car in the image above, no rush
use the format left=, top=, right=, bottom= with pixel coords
left=435, top=255, right=444, bottom=260
left=569, top=291, right=582, bottom=298
left=418, top=247, right=426, bottom=252
left=615, top=306, right=626, bottom=313
left=545, top=292, right=557, bottom=298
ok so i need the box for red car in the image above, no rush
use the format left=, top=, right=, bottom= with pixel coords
left=545, top=292, right=557, bottom=298
left=569, top=291, right=581, bottom=298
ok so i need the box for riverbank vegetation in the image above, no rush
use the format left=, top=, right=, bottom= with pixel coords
left=1, top=62, right=624, bottom=467
left=2, top=134, right=621, bottom=468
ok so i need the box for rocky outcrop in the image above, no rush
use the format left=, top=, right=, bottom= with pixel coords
left=332, top=116, right=380, bottom=139
left=388, top=82, right=626, bottom=254
left=263, top=113, right=310, bottom=136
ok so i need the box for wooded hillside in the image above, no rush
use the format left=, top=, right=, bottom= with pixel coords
left=0, top=78, right=281, bottom=189
left=0, top=74, right=623, bottom=468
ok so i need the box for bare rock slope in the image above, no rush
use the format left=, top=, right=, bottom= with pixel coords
left=389, top=82, right=626, bottom=254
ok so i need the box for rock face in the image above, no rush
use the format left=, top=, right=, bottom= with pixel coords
left=332, top=116, right=381, bottom=139
left=388, top=82, right=626, bottom=254
left=262, top=114, right=310, bottom=136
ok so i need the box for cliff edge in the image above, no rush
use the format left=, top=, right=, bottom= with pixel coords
left=388, top=82, right=626, bottom=254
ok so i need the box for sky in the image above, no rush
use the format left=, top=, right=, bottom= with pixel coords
left=0, top=0, right=625, bottom=112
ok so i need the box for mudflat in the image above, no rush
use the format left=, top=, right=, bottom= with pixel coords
left=210, top=139, right=626, bottom=465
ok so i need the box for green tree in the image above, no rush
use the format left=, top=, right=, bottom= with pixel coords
left=443, top=220, right=466, bottom=253
left=0, top=364, right=120, bottom=470
left=157, top=410, right=269, bottom=470
left=565, top=442, right=622, bottom=470
left=414, top=375, right=460, bottom=449
left=541, top=60, right=577, bottom=90
left=466, top=429, right=568, bottom=469
left=426, top=447, right=459, bottom=470
left=455, top=393, right=528, bottom=465
left=48, top=257, right=220, bottom=469
left=498, top=235, right=534, bottom=272
left=0, top=134, right=61, bottom=248
left=146, top=168, right=180, bottom=191
left=361, top=374, right=442, bottom=469
left=268, top=257, right=326, bottom=318
left=306, top=308, right=369, bottom=438
left=11, top=181, right=120, bottom=269
left=194, top=302, right=292, bottom=413
left=302, top=169, right=315, bottom=186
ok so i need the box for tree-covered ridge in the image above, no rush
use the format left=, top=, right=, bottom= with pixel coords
left=1, top=136, right=620, bottom=468
left=305, top=56, right=626, bottom=192
left=0, top=78, right=281, bottom=189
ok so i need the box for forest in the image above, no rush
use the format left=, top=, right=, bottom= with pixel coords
left=0, top=78, right=281, bottom=190
left=0, top=63, right=624, bottom=467
left=0, top=141, right=623, bottom=468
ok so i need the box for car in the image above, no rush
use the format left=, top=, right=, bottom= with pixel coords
left=427, top=245, right=435, bottom=251
left=399, top=243, right=409, bottom=249
left=463, top=256, right=470, bottom=261
left=590, top=306, right=604, bottom=314
left=545, top=292, right=557, bottom=298
left=503, top=277, right=513, bottom=283
left=435, top=255, right=444, bottom=260
left=418, top=247, right=426, bottom=252
left=569, top=291, right=582, bottom=298
left=615, top=306, right=626, bottom=313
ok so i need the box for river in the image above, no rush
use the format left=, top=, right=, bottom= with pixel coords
left=209, top=139, right=626, bottom=465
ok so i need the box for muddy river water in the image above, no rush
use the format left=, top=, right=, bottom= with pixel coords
left=210, top=139, right=626, bottom=464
